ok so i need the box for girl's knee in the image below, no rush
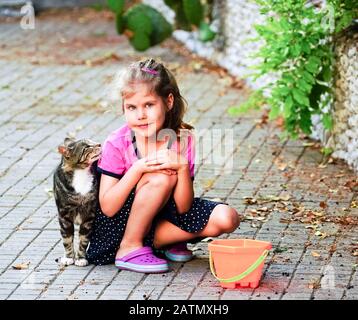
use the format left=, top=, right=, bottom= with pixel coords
left=212, top=205, right=241, bottom=233
left=143, top=172, right=177, bottom=189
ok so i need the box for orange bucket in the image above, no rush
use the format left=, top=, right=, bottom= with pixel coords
left=208, top=239, right=272, bottom=289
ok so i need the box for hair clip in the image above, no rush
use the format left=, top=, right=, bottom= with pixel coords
left=141, top=67, right=159, bottom=75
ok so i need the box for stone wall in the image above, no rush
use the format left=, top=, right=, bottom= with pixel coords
left=143, top=0, right=271, bottom=89
left=329, top=29, right=358, bottom=170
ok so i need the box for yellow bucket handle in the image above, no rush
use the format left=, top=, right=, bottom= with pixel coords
left=209, top=250, right=269, bottom=283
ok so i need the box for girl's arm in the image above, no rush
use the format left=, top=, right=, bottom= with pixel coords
left=172, top=164, right=194, bottom=214
left=99, top=159, right=176, bottom=217
left=99, top=163, right=143, bottom=217
left=145, top=149, right=194, bottom=214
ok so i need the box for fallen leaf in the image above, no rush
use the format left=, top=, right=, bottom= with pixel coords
left=274, top=158, right=288, bottom=171
left=255, top=217, right=267, bottom=221
left=273, top=247, right=288, bottom=253
left=303, top=142, right=315, bottom=147
left=12, top=262, right=30, bottom=270
left=335, top=174, right=345, bottom=178
left=344, top=180, right=358, bottom=191
left=308, top=279, right=321, bottom=289
left=243, top=197, right=257, bottom=205
left=203, top=179, right=215, bottom=189
left=312, top=211, right=325, bottom=217
left=44, top=188, right=53, bottom=197
left=315, top=231, right=327, bottom=239
left=319, top=202, right=327, bottom=209
left=305, top=225, right=318, bottom=230
left=329, top=244, right=337, bottom=254
left=311, top=251, right=321, bottom=258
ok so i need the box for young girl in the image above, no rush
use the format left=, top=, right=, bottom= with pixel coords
left=86, top=58, right=240, bottom=273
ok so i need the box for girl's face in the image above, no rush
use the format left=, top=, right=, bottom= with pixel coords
left=123, top=83, right=173, bottom=139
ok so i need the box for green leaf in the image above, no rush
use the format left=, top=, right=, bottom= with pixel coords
left=283, top=95, right=293, bottom=117
left=228, top=106, right=240, bottom=116
left=115, top=14, right=124, bottom=34
left=335, top=11, right=354, bottom=33
left=301, top=40, right=311, bottom=54
left=292, top=88, right=310, bottom=107
left=125, top=6, right=153, bottom=35
left=107, top=0, right=125, bottom=14
left=302, top=70, right=315, bottom=84
left=130, top=33, right=151, bottom=51
left=183, top=0, right=203, bottom=27
left=290, top=43, right=302, bottom=57
left=282, top=74, right=296, bottom=84
left=298, top=78, right=312, bottom=93
left=322, top=114, right=333, bottom=130
left=269, top=104, right=280, bottom=120
left=321, top=147, right=333, bottom=156
left=279, top=18, right=291, bottom=31
left=305, top=56, right=321, bottom=74
left=299, top=108, right=312, bottom=134
left=199, top=22, right=216, bottom=42
left=144, top=6, right=173, bottom=45
left=228, top=90, right=266, bottom=115
left=321, top=64, right=332, bottom=83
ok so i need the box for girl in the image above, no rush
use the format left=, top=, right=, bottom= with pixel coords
left=86, top=58, right=240, bottom=273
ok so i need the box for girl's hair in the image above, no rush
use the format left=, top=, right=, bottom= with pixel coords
left=114, top=58, right=193, bottom=133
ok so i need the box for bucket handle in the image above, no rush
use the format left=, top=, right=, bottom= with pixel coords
left=209, top=250, right=269, bottom=283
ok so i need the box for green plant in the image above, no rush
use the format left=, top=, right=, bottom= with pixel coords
left=229, top=0, right=358, bottom=140
left=164, top=0, right=216, bottom=41
left=107, top=0, right=216, bottom=51
left=108, top=2, right=173, bottom=51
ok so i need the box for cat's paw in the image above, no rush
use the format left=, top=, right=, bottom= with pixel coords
left=75, top=258, right=88, bottom=267
left=60, top=257, right=75, bottom=266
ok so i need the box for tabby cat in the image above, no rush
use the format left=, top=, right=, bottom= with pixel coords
left=53, top=137, right=101, bottom=266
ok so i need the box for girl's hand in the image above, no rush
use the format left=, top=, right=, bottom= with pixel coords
left=144, top=149, right=188, bottom=171
left=156, top=169, right=177, bottom=176
left=133, top=157, right=178, bottom=175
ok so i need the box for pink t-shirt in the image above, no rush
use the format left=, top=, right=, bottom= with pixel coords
left=97, top=124, right=195, bottom=179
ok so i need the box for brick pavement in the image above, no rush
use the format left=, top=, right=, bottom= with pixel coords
left=0, top=8, right=357, bottom=300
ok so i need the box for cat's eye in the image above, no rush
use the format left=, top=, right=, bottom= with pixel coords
left=78, top=147, right=89, bottom=162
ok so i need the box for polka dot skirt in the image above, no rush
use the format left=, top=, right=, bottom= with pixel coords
left=86, top=190, right=225, bottom=265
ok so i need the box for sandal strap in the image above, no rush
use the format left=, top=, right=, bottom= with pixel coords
left=116, top=247, right=153, bottom=262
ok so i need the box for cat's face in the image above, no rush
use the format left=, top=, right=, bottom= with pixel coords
left=58, top=138, right=101, bottom=170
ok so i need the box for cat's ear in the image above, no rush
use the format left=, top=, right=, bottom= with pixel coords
left=64, top=137, right=75, bottom=146
left=58, top=145, right=69, bottom=157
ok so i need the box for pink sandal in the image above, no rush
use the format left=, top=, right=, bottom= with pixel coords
left=164, top=242, right=193, bottom=262
left=115, top=246, right=169, bottom=273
